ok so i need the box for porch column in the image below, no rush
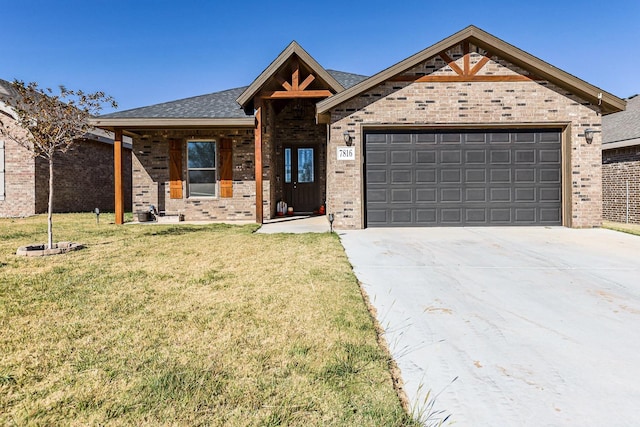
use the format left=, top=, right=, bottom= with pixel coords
left=114, top=128, right=124, bottom=225
left=254, top=101, right=263, bottom=224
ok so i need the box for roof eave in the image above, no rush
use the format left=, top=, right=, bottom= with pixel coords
left=316, top=25, right=625, bottom=117
left=89, top=117, right=256, bottom=130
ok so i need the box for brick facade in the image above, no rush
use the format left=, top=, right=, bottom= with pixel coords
left=326, top=44, right=603, bottom=229
left=132, top=128, right=261, bottom=221
left=602, top=146, right=640, bottom=224
left=1, top=120, right=131, bottom=217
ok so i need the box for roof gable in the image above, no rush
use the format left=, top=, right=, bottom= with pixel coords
left=237, top=41, right=344, bottom=111
left=317, top=26, right=625, bottom=116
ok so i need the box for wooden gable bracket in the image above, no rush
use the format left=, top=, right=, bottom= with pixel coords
left=263, top=61, right=332, bottom=99
left=390, top=42, right=543, bottom=83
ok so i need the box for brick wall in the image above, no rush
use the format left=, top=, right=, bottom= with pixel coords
left=0, top=115, right=131, bottom=217
left=602, top=146, right=640, bottom=224
left=0, top=135, right=36, bottom=217
left=327, top=43, right=602, bottom=229
left=35, top=139, right=132, bottom=213
left=132, top=128, right=260, bottom=221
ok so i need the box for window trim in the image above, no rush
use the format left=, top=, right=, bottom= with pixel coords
left=186, top=139, right=218, bottom=199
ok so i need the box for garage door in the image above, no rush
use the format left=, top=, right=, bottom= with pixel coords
left=365, top=129, right=562, bottom=227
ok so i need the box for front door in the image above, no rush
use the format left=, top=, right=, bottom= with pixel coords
left=284, top=146, right=319, bottom=213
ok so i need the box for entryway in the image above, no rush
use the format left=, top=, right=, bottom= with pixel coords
left=283, top=145, right=321, bottom=214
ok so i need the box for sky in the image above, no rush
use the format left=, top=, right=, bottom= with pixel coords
left=2, top=0, right=638, bottom=115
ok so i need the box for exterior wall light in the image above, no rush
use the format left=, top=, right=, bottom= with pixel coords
left=343, top=131, right=353, bottom=146
left=584, top=128, right=601, bottom=144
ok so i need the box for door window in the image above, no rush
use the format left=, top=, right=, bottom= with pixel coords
left=297, top=148, right=314, bottom=183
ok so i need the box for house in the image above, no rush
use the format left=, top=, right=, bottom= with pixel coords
left=0, top=78, right=133, bottom=217
left=602, top=94, right=640, bottom=224
left=93, top=26, right=625, bottom=229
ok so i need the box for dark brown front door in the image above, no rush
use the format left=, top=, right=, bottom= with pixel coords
left=284, top=146, right=319, bottom=213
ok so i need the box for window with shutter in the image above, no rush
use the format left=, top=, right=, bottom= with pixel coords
left=187, top=140, right=217, bottom=197
left=219, top=138, right=233, bottom=198
left=169, top=139, right=183, bottom=199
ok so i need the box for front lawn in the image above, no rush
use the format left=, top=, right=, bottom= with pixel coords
left=0, top=214, right=416, bottom=426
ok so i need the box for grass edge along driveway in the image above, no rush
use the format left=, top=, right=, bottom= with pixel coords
left=0, top=214, right=421, bottom=426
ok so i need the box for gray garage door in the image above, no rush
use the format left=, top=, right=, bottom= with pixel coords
left=365, top=129, right=562, bottom=227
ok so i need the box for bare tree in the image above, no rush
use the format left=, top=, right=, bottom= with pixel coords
left=0, top=80, right=117, bottom=249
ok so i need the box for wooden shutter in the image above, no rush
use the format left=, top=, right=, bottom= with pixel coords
left=169, top=139, right=183, bottom=199
left=219, top=138, right=233, bottom=198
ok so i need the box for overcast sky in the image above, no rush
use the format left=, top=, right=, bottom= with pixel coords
left=2, top=0, right=638, bottom=114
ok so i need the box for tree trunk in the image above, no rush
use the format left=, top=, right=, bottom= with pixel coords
left=47, top=155, right=53, bottom=249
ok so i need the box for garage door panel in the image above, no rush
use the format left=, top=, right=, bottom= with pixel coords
left=391, top=150, right=412, bottom=164
left=515, top=188, right=536, bottom=202
left=365, top=129, right=562, bottom=227
left=367, top=151, right=388, bottom=165
left=490, top=169, right=511, bottom=183
left=391, top=189, right=412, bottom=203
left=391, top=170, right=411, bottom=184
left=416, top=169, right=436, bottom=183
left=466, top=169, right=486, bottom=183
left=465, top=150, right=487, bottom=164
left=465, top=188, right=487, bottom=202
left=490, top=188, right=512, bottom=202
left=515, top=169, right=535, bottom=183
left=416, top=188, right=436, bottom=202
left=441, top=150, right=462, bottom=163
left=441, top=188, right=462, bottom=202
left=441, top=169, right=462, bottom=183
left=466, top=208, right=487, bottom=223
left=367, top=170, right=388, bottom=184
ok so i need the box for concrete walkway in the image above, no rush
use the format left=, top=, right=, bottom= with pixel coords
left=340, top=227, right=640, bottom=426
left=257, top=215, right=331, bottom=234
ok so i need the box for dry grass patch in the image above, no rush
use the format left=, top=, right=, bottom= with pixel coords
left=603, top=220, right=640, bottom=237
left=0, top=214, right=417, bottom=426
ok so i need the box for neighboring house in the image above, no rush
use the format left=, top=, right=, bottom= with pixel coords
left=0, top=78, right=133, bottom=217
left=602, top=94, right=640, bottom=224
left=93, top=26, right=625, bottom=229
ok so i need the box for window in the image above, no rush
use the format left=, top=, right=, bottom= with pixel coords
left=0, top=140, right=4, bottom=201
left=187, top=140, right=216, bottom=197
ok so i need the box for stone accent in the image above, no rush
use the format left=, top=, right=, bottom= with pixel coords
left=326, top=43, right=602, bottom=229
left=602, top=146, right=640, bottom=224
left=16, top=242, right=84, bottom=257
left=132, top=128, right=261, bottom=221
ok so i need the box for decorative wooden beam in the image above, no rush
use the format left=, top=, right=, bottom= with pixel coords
left=298, top=74, right=315, bottom=91
left=261, top=89, right=333, bottom=99
left=114, top=128, right=124, bottom=225
left=439, top=51, right=464, bottom=76
left=469, top=55, right=491, bottom=76
left=254, top=102, right=263, bottom=224
left=292, top=65, right=300, bottom=90
left=415, top=74, right=539, bottom=83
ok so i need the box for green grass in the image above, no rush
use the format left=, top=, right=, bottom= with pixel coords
left=0, top=213, right=417, bottom=426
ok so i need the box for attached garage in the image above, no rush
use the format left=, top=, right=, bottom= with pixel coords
left=364, top=129, right=563, bottom=227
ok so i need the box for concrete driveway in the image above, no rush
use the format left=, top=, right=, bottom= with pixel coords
left=339, top=227, right=640, bottom=426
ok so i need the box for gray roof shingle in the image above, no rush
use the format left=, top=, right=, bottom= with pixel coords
left=603, top=94, right=640, bottom=147
left=99, top=70, right=368, bottom=119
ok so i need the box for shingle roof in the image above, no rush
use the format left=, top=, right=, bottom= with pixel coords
left=99, top=70, right=368, bottom=120
left=327, top=70, right=368, bottom=89
left=603, top=95, right=640, bottom=149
